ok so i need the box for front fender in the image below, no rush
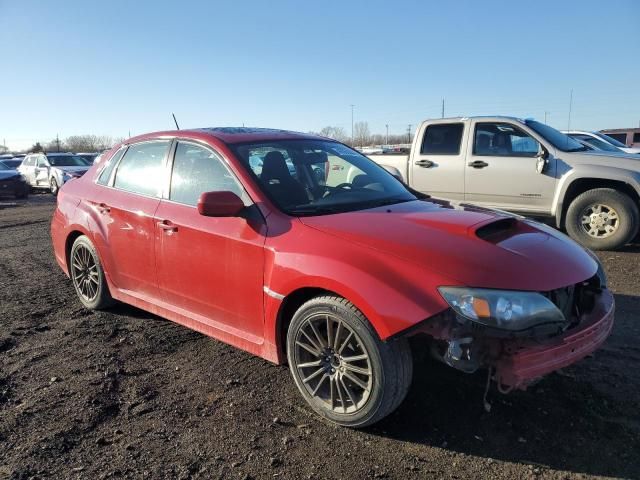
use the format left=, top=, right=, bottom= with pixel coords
left=552, top=165, right=640, bottom=226
left=261, top=218, right=453, bottom=359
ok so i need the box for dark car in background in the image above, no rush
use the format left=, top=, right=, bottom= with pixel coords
left=0, top=160, right=29, bottom=199
left=0, top=158, right=24, bottom=170
left=76, top=152, right=100, bottom=164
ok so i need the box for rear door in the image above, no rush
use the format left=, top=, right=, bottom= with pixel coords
left=90, top=140, right=170, bottom=301
left=464, top=120, right=557, bottom=213
left=154, top=140, right=266, bottom=340
left=409, top=121, right=467, bottom=200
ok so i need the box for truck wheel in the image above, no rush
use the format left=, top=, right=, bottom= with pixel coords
left=286, top=295, right=412, bottom=428
left=69, top=236, right=115, bottom=310
left=565, top=188, right=639, bottom=251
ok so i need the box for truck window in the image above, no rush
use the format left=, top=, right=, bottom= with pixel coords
left=473, top=123, right=538, bottom=157
left=420, top=124, right=464, bottom=155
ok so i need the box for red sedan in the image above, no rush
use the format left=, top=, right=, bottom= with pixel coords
left=51, top=128, right=614, bottom=427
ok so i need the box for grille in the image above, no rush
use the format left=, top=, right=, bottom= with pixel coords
left=543, top=275, right=600, bottom=327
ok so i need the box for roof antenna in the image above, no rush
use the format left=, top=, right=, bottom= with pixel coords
left=172, top=113, right=180, bottom=130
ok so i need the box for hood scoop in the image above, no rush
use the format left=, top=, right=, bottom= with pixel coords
left=475, top=217, right=519, bottom=242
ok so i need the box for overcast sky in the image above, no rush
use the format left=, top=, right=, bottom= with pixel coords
left=1, top=0, right=639, bottom=150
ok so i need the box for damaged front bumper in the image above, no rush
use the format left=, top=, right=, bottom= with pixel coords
left=411, top=287, right=615, bottom=391
left=493, top=288, right=614, bottom=390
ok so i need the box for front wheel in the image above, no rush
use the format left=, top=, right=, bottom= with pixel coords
left=565, top=188, right=639, bottom=251
left=50, top=178, right=59, bottom=196
left=286, top=295, right=412, bottom=428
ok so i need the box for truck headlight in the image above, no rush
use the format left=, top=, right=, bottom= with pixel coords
left=438, top=287, right=565, bottom=331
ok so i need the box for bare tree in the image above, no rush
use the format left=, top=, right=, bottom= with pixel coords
left=353, top=121, right=371, bottom=147
left=65, top=134, right=116, bottom=152
left=318, top=126, right=348, bottom=142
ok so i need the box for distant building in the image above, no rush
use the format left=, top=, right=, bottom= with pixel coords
left=600, top=128, right=640, bottom=148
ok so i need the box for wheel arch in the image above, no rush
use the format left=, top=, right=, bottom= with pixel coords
left=64, top=229, right=89, bottom=272
left=556, top=177, right=640, bottom=228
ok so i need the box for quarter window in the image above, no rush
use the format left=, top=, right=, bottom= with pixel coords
left=474, top=123, right=539, bottom=157
left=420, top=124, right=464, bottom=155
left=169, top=142, right=244, bottom=206
left=113, top=141, right=169, bottom=197
left=97, top=148, right=126, bottom=186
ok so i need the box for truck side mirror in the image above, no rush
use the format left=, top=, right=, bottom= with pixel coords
left=536, top=147, right=549, bottom=174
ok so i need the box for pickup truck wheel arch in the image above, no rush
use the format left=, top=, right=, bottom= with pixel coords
left=557, top=178, right=640, bottom=229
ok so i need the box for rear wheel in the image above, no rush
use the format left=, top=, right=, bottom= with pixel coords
left=286, top=295, right=412, bottom=428
left=69, top=236, right=114, bottom=310
left=565, top=188, right=639, bottom=251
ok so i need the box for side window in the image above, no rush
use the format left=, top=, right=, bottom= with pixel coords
left=474, top=123, right=539, bottom=157
left=37, top=156, right=48, bottom=167
left=23, top=156, right=33, bottom=167
left=420, top=124, right=464, bottom=155
left=633, top=132, right=640, bottom=143
left=113, top=141, right=170, bottom=197
left=169, top=142, right=244, bottom=206
left=97, top=148, right=126, bottom=186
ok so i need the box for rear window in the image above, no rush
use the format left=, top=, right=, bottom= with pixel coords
left=420, top=123, right=464, bottom=155
left=97, top=148, right=126, bottom=186
left=113, top=141, right=170, bottom=196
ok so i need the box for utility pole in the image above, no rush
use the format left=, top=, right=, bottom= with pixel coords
left=56, top=134, right=60, bottom=152
left=350, top=104, right=355, bottom=145
left=441, top=98, right=445, bottom=118
left=567, top=89, right=573, bottom=132
left=385, top=124, right=389, bottom=145
left=407, top=124, right=412, bottom=143
left=544, top=111, right=550, bottom=124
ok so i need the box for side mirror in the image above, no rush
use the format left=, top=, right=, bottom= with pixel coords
left=197, top=191, right=245, bottom=217
left=535, top=147, right=549, bottom=174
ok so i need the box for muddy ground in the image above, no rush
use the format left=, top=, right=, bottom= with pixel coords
left=1, top=194, right=639, bottom=480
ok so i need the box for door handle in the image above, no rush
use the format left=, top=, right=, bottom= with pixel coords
left=157, top=220, right=178, bottom=233
left=414, top=159, right=435, bottom=168
left=97, top=203, right=110, bottom=214
left=468, top=160, right=489, bottom=169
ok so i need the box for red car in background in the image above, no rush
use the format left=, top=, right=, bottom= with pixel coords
left=51, top=128, right=614, bottom=427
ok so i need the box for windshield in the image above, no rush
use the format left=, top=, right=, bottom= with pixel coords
left=232, top=139, right=418, bottom=216
left=593, top=132, right=628, bottom=148
left=571, top=135, right=621, bottom=153
left=47, top=155, right=90, bottom=167
left=0, top=159, right=21, bottom=169
left=525, top=120, right=586, bottom=152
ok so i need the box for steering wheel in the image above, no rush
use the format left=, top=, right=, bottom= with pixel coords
left=333, top=183, right=353, bottom=190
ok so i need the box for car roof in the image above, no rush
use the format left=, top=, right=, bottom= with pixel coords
left=126, top=127, right=329, bottom=146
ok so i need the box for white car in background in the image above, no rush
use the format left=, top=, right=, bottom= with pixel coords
left=563, top=130, right=640, bottom=155
left=18, top=152, right=91, bottom=195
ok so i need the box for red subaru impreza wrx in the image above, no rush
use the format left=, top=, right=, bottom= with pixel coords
left=51, top=128, right=614, bottom=427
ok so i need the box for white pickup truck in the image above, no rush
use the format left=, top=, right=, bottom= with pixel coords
left=367, top=116, right=640, bottom=250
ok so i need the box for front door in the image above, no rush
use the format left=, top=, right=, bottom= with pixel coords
left=409, top=122, right=467, bottom=200
left=155, top=141, right=266, bottom=340
left=464, top=120, right=557, bottom=213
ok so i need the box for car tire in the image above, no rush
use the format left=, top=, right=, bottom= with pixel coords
left=565, top=188, right=639, bottom=251
left=50, top=178, right=59, bottom=196
left=286, top=295, right=412, bottom=428
left=69, top=235, right=115, bottom=310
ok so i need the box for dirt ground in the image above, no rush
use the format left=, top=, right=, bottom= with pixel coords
left=1, top=194, right=639, bottom=480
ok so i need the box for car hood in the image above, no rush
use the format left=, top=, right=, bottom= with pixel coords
left=299, top=200, right=597, bottom=292
left=565, top=151, right=640, bottom=171
left=0, top=170, right=21, bottom=180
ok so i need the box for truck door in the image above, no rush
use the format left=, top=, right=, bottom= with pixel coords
left=409, top=121, right=467, bottom=200
left=464, top=120, right=557, bottom=213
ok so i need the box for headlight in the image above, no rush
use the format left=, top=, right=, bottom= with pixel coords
left=438, top=287, right=565, bottom=331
